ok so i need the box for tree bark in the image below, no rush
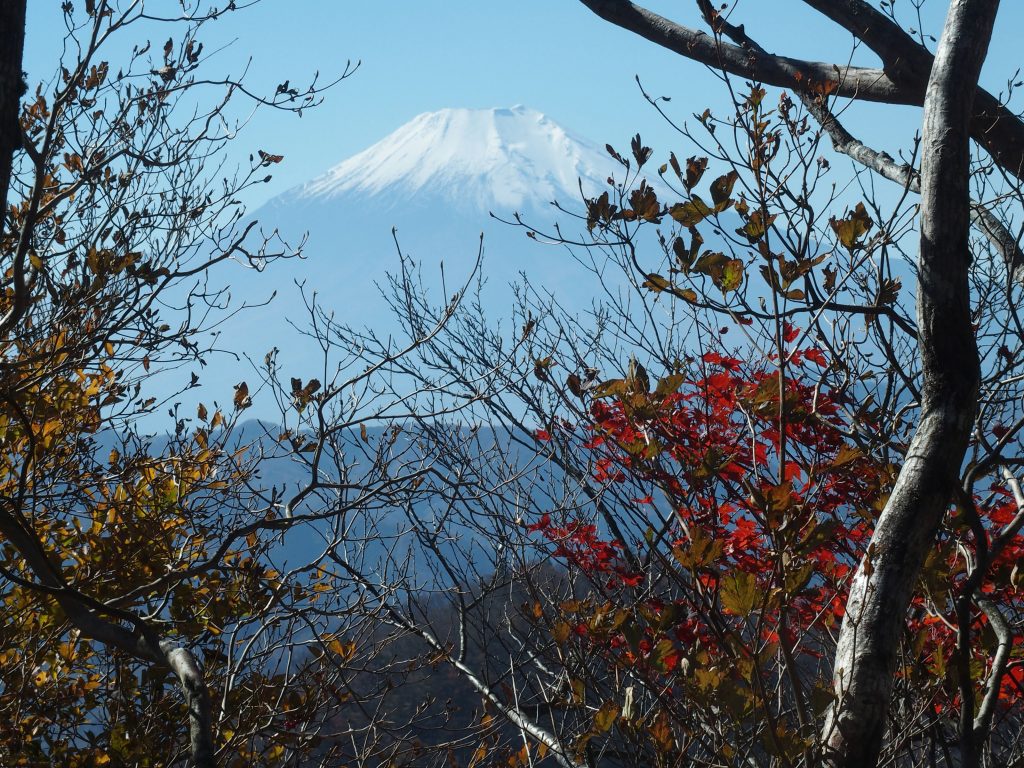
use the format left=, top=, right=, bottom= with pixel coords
left=163, top=642, right=217, bottom=768
left=821, top=1, right=997, bottom=765
left=0, top=0, right=27, bottom=237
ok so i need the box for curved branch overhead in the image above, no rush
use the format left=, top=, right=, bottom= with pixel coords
left=577, top=0, right=1024, bottom=179
left=800, top=0, right=933, bottom=81
left=577, top=0, right=911, bottom=101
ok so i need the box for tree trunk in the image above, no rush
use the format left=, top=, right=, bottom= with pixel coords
left=821, top=1, right=998, bottom=765
left=163, top=642, right=217, bottom=768
left=0, top=0, right=27, bottom=236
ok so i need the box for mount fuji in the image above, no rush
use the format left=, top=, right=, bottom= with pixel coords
left=203, top=106, right=635, bottom=404
left=275, top=105, right=618, bottom=213
left=242, top=105, right=622, bottom=302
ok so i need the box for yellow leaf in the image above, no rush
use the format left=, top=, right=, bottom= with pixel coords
left=468, top=744, right=488, bottom=768
left=829, top=202, right=873, bottom=250
left=669, top=196, right=712, bottom=226
left=594, top=700, right=620, bottom=733
left=720, top=570, right=758, bottom=616
left=552, top=621, right=570, bottom=644
left=642, top=273, right=671, bottom=293
left=831, top=444, right=862, bottom=469
left=328, top=639, right=356, bottom=661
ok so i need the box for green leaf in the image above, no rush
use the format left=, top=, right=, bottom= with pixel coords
left=831, top=444, right=862, bottom=469
left=654, top=373, right=685, bottom=397
left=592, top=378, right=627, bottom=399
left=692, top=251, right=730, bottom=276
left=785, top=563, right=815, bottom=594
left=692, top=252, right=744, bottom=293
left=737, top=210, right=776, bottom=242
left=719, top=258, right=745, bottom=293
left=622, top=620, right=643, bottom=654
left=673, top=525, right=724, bottom=569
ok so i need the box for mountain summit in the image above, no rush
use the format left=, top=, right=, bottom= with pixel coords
left=282, top=106, right=618, bottom=213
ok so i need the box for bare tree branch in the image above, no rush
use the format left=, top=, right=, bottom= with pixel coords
left=695, top=1, right=1024, bottom=294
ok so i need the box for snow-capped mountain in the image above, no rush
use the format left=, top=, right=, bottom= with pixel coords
left=280, top=105, right=619, bottom=213
left=231, top=106, right=632, bottom=322
left=200, top=107, right=639, bottom=414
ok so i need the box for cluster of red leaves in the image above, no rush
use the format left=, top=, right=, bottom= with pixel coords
left=594, top=344, right=882, bottom=627
left=527, top=516, right=643, bottom=588
left=528, top=336, right=1024, bottom=716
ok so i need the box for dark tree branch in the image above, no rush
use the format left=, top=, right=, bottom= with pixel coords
left=799, top=0, right=933, bottom=82
left=577, top=0, right=1024, bottom=179
left=0, top=0, right=26, bottom=240
left=693, top=0, right=1024, bottom=299
left=0, top=504, right=216, bottom=766
left=577, top=0, right=910, bottom=102
left=689, top=0, right=1024, bottom=377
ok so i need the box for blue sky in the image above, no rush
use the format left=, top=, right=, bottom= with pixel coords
left=22, top=1, right=1024, bottom=210
left=19, top=1, right=1024, bottom=418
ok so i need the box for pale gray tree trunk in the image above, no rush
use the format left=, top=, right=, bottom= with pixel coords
left=163, top=642, right=217, bottom=768
left=821, top=1, right=998, bottom=765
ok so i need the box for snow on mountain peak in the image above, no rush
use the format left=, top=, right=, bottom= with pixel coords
left=292, top=106, right=618, bottom=211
